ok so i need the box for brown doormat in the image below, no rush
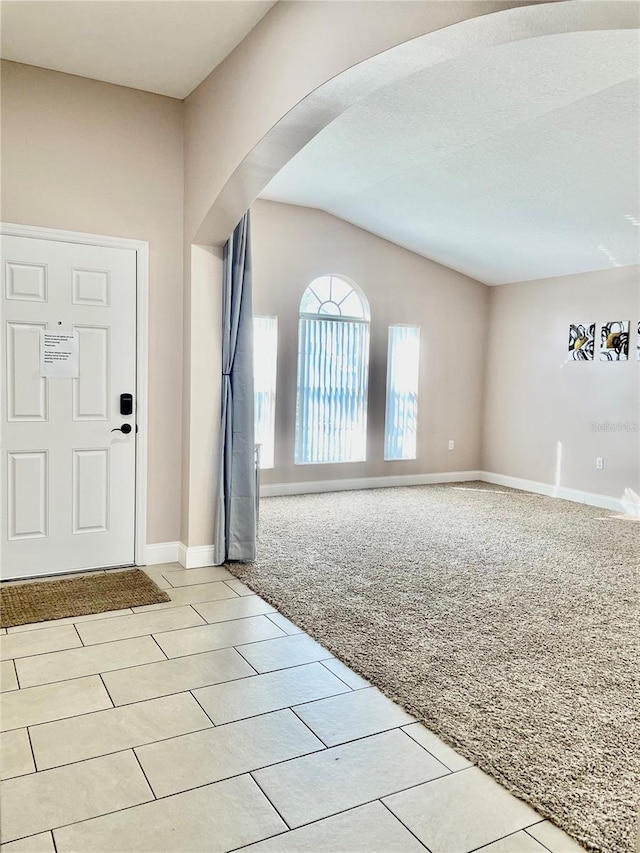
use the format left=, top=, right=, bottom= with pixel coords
left=0, top=569, right=170, bottom=628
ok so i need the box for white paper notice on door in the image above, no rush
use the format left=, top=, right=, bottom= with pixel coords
left=41, top=331, right=79, bottom=378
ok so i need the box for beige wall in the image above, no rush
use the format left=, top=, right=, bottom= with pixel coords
left=1, top=61, right=184, bottom=544
left=483, top=266, right=640, bottom=499
left=252, top=200, right=489, bottom=484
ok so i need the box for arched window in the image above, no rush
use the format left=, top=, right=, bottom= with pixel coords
left=295, top=275, right=370, bottom=464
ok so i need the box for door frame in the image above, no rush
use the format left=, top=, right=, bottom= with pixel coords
left=0, top=222, right=149, bottom=569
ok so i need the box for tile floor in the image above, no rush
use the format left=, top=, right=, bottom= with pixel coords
left=0, top=563, right=585, bottom=853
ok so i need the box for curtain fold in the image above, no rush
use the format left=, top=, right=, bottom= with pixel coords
left=213, top=212, right=256, bottom=565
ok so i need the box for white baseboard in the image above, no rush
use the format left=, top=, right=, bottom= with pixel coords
left=142, top=542, right=217, bottom=568
left=260, top=470, right=482, bottom=498
left=479, top=471, right=637, bottom=515
left=177, top=543, right=217, bottom=569
left=144, top=473, right=635, bottom=570
left=143, top=541, right=180, bottom=565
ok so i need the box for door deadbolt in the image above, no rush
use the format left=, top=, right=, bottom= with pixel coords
left=120, top=393, right=133, bottom=416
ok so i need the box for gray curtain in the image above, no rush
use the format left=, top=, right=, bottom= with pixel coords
left=213, top=212, right=256, bottom=565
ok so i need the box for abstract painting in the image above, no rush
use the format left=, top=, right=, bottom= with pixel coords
left=568, top=323, right=595, bottom=361
left=600, top=321, right=629, bottom=361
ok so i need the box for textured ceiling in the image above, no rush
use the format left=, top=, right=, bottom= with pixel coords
left=262, top=28, right=640, bottom=285
left=0, top=1, right=275, bottom=98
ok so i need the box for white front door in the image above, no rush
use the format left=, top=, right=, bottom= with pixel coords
left=1, top=235, right=137, bottom=580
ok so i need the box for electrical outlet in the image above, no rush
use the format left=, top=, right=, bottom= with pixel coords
left=596, top=457, right=604, bottom=470
left=448, top=440, right=455, bottom=451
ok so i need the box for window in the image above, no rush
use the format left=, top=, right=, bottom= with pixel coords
left=253, top=315, right=278, bottom=469
left=384, top=325, right=420, bottom=461
left=295, top=275, right=370, bottom=464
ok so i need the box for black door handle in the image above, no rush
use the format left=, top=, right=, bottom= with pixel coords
left=111, top=424, right=132, bottom=434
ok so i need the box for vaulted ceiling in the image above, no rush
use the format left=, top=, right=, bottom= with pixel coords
left=262, top=21, right=640, bottom=285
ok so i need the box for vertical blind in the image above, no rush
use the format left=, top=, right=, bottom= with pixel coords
left=253, top=316, right=278, bottom=469
left=295, top=317, right=370, bottom=464
left=384, top=325, right=420, bottom=460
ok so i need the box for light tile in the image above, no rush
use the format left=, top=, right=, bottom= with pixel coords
left=102, top=647, right=255, bottom=705
left=162, top=566, right=234, bottom=587
left=136, top=708, right=323, bottom=798
left=266, top=612, right=304, bottom=634
left=153, top=615, right=285, bottom=658
left=54, top=773, right=286, bottom=853
left=76, top=606, right=204, bottom=645
left=254, top=728, right=449, bottom=828
left=139, top=568, right=172, bottom=589
left=16, top=636, right=165, bottom=688
left=1, top=728, right=36, bottom=779
left=243, top=801, right=427, bottom=852
left=0, top=750, right=152, bottom=843
left=0, top=676, right=112, bottom=731
left=132, top=581, right=240, bottom=612
left=224, top=578, right=254, bottom=596
left=1, top=659, right=19, bottom=691
left=0, top=832, right=56, bottom=852
left=402, top=722, right=474, bottom=771
left=194, top=661, right=351, bottom=724
left=526, top=820, right=586, bottom=852
left=479, top=831, right=549, bottom=852
left=0, top=624, right=81, bottom=661
left=237, top=632, right=333, bottom=673
left=6, top=609, right=134, bottom=634
left=321, top=657, right=370, bottom=689
left=30, top=692, right=212, bottom=770
left=383, top=766, right=541, bottom=853
left=192, top=595, right=277, bottom=623
left=295, top=686, right=414, bottom=745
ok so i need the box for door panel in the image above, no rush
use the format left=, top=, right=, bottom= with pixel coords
left=1, top=236, right=137, bottom=579
left=7, top=322, right=48, bottom=421
left=8, top=451, right=48, bottom=540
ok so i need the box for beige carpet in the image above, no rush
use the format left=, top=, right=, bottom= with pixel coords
left=230, top=482, right=640, bottom=853
left=0, top=569, right=169, bottom=627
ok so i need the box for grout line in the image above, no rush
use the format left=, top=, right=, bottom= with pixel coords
left=189, top=690, right=217, bottom=728
left=149, top=634, right=169, bottom=661
left=397, top=728, right=467, bottom=773
left=131, top=747, right=158, bottom=800
left=467, top=823, right=547, bottom=853
left=98, top=673, right=116, bottom=708
left=73, top=624, right=85, bottom=647
left=25, top=724, right=39, bottom=773
left=249, top=771, right=292, bottom=831
left=523, top=824, right=555, bottom=853
left=288, top=706, right=329, bottom=748
left=379, top=798, right=432, bottom=851
left=318, top=660, right=356, bottom=691
left=51, top=829, right=59, bottom=853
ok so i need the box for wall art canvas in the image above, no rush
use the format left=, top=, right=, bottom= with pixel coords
left=637, top=322, right=640, bottom=360
left=600, top=321, right=629, bottom=361
left=568, top=323, right=595, bottom=361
